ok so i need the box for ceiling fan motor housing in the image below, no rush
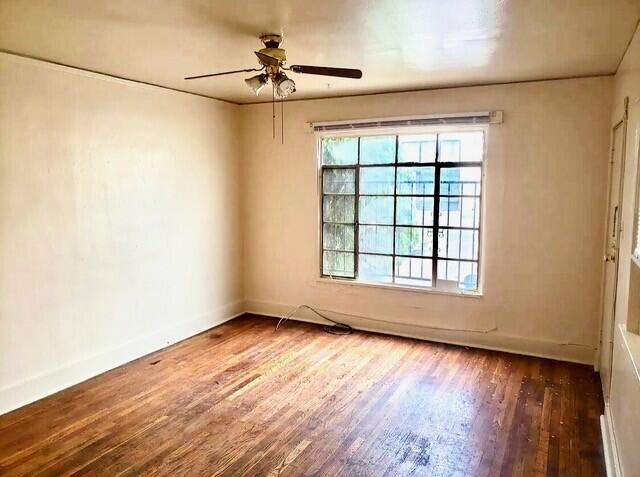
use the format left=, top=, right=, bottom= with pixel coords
left=258, top=47, right=286, bottom=64
left=258, top=34, right=286, bottom=66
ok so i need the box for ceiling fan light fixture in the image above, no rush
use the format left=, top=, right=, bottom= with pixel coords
left=244, top=73, right=268, bottom=95
left=185, top=34, right=362, bottom=142
left=274, top=72, right=296, bottom=99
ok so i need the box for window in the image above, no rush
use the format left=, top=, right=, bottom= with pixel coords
left=320, top=129, right=484, bottom=292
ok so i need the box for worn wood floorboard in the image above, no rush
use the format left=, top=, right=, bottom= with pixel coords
left=0, top=314, right=605, bottom=476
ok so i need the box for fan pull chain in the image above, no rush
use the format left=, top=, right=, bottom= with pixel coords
left=272, top=84, right=275, bottom=140
left=281, top=97, right=284, bottom=145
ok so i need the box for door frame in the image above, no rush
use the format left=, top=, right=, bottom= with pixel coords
left=597, top=98, right=628, bottom=394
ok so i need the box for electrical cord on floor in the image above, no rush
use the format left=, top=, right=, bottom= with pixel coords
left=276, top=304, right=353, bottom=335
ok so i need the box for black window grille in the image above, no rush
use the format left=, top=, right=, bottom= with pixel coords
left=320, top=130, right=484, bottom=291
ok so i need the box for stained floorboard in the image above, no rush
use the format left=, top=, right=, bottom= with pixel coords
left=0, top=314, right=605, bottom=476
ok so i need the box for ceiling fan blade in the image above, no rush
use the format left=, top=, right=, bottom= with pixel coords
left=289, top=65, right=362, bottom=79
left=254, top=51, right=280, bottom=67
left=184, top=68, right=260, bottom=80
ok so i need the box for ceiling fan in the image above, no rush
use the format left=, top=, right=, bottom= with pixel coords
left=184, top=33, right=363, bottom=99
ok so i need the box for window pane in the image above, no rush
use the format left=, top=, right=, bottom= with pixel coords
left=323, top=224, right=355, bottom=251
left=322, top=137, right=358, bottom=165
left=323, top=168, right=355, bottom=194
left=323, top=195, right=355, bottom=223
left=439, top=167, right=460, bottom=195
left=437, top=259, right=478, bottom=290
left=396, top=197, right=434, bottom=226
left=438, top=131, right=484, bottom=162
left=358, top=254, right=392, bottom=282
left=359, top=167, right=395, bottom=195
left=395, top=257, right=433, bottom=286
left=397, top=167, right=435, bottom=195
left=438, top=258, right=456, bottom=282
left=395, top=227, right=433, bottom=257
left=360, top=136, right=396, bottom=164
left=359, top=196, right=394, bottom=225
left=440, top=167, right=481, bottom=196
left=359, top=225, right=393, bottom=254
left=323, top=251, right=354, bottom=277
left=439, top=197, right=480, bottom=228
left=458, top=261, right=479, bottom=290
left=398, top=134, right=437, bottom=163
left=438, top=229, right=479, bottom=260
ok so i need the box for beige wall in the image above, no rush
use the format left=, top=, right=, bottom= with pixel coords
left=0, top=53, right=243, bottom=414
left=606, top=23, right=640, bottom=477
left=241, top=77, right=613, bottom=364
left=0, top=51, right=618, bottom=416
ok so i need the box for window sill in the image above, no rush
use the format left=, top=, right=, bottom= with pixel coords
left=315, top=277, right=483, bottom=298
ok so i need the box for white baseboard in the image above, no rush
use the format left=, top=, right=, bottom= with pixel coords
left=601, top=404, right=621, bottom=477
left=0, top=300, right=244, bottom=416
left=245, top=299, right=596, bottom=365
left=1, top=298, right=597, bottom=416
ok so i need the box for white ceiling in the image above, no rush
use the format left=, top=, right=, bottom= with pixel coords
left=0, top=0, right=639, bottom=104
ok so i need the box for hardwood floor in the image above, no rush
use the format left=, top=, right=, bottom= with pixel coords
left=0, top=314, right=604, bottom=476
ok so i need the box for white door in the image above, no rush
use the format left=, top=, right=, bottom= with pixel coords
left=600, top=120, right=626, bottom=398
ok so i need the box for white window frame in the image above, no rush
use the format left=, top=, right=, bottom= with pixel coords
left=316, top=124, right=488, bottom=297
